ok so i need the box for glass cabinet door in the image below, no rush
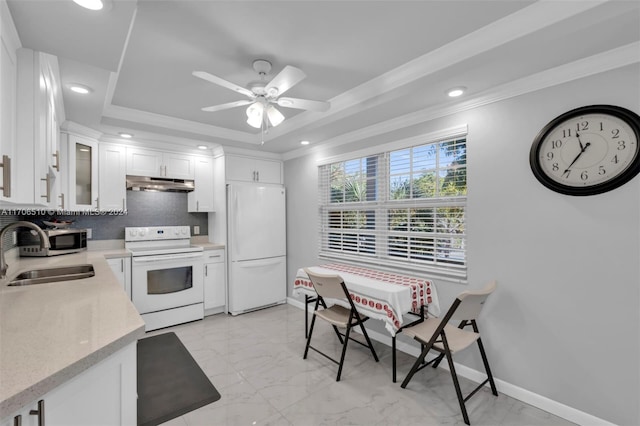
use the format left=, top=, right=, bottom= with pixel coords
left=67, top=134, right=98, bottom=211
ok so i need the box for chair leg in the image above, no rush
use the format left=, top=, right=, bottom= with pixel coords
left=392, top=335, right=397, bottom=382
left=358, top=320, right=379, bottom=362
left=400, top=343, right=432, bottom=388
left=444, top=349, right=470, bottom=425
left=431, top=352, right=446, bottom=368
left=304, top=295, right=310, bottom=338
left=336, top=324, right=352, bottom=381
left=332, top=325, right=345, bottom=344
left=476, top=337, right=498, bottom=396
left=303, top=312, right=317, bottom=359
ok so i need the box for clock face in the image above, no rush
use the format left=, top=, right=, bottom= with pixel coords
left=530, top=105, right=640, bottom=196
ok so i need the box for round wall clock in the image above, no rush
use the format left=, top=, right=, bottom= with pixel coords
left=529, top=105, right=640, bottom=196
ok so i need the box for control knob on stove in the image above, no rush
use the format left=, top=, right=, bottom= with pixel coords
left=129, top=228, right=138, bottom=237
left=181, top=228, right=188, bottom=235
left=139, top=228, right=147, bottom=237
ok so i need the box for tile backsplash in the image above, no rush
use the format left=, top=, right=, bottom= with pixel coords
left=0, top=214, right=20, bottom=250
left=1, top=191, right=208, bottom=241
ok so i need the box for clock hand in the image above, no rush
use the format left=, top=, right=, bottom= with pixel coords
left=576, top=132, right=585, bottom=151
left=563, top=142, right=591, bottom=175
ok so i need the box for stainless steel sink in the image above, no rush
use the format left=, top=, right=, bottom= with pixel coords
left=8, top=264, right=95, bottom=286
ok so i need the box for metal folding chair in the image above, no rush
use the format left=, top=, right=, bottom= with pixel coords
left=400, top=281, right=498, bottom=425
left=303, top=268, right=379, bottom=381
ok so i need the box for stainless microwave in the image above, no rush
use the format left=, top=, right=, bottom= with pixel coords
left=20, top=228, right=87, bottom=257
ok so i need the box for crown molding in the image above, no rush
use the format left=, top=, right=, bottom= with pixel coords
left=60, top=121, right=103, bottom=139
left=283, top=42, right=639, bottom=162
left=97, top=0, right=608, bottom=148
left=102, top=104, right=258, bottom=144
left=267, top=0, right=608, bottom=143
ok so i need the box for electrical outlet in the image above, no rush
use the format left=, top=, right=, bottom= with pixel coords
left=86, top=228, right=92, bottom=239
left=193, top=226, right=200, bottom=235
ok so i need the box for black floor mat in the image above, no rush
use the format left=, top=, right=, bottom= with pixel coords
left=137, top=332, right=221, bottom=426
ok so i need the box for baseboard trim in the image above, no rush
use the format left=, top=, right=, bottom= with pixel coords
left=286, top=297, right=614, bottom=426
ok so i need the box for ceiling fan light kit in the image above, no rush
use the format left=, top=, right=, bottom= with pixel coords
left=194, top=58, right=330, bottom=134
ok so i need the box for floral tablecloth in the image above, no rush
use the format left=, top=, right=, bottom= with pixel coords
left=294, top=263, right=439, bottom=336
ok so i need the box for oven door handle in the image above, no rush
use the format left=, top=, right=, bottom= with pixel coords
left=132, top=252, right=204, bottom=263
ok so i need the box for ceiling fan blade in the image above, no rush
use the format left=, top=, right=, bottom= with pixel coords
left=264, top=65, right=306, bottom=96
left=277, top=97, right=330, bottom=112
left=193, top=71, right=255, bottom=99
left=201, top=100, right=254, bottom=112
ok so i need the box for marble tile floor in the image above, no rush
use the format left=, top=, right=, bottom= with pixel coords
left=147, top=304, right=575, bottom=426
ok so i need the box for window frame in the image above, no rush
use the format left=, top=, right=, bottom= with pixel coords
left=317, top=126, right=468, bottom=281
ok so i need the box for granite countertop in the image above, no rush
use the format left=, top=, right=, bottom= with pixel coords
left=0, top=250, right=145, bottom=418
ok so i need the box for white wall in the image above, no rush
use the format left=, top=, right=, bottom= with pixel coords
left=284, top=64, right=640, bottom=425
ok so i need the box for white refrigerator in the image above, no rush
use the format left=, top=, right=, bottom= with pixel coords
left=227, top=182, right=287, bottom=315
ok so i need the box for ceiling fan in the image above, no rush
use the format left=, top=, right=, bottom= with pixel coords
left=193, top=59, right=330, bottom=129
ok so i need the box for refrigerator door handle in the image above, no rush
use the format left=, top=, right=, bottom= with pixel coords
left=237, top=257, right=283, bottom=268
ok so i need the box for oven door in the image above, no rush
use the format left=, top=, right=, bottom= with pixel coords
left=131, top=252, right=204, bottom=314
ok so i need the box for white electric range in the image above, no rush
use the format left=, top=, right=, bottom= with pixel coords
left=125, top=226, right=204, bottom=331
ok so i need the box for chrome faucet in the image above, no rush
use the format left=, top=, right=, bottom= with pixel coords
left=0, top=221, right=50, bottom=279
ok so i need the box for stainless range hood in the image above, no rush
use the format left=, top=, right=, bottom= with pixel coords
left=126, top=175, right=195, bottom=192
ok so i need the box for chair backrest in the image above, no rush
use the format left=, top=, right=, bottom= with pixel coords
left=449, top=280, right=497, bottom=322
left=304, top=268, right=348, bottom=300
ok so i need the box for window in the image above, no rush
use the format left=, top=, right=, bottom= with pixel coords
left=318, top=136, right=467, bottom=279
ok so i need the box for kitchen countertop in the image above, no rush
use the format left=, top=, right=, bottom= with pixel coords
left=0, top=250, right=145, bottom=418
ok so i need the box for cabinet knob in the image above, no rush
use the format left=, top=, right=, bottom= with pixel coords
left=13, top=414, right=21, bottom=426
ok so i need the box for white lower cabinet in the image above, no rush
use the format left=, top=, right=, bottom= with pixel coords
left=2, top=342, right=137, bottom=426
left=204, top=249, right=226, bottom=315
left=107, top=256, right=131, bottom=299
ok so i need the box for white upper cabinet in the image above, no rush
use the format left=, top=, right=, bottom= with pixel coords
left=99, top=143, right=127, bottom=212
left=0, top=0, right=20, bottom=203
left=226, top=154, right=282, bottom=184
left=14, top=48, right=64, bottom=207
left=126, top=147, right=195, bottom=179
left=188, top=155, right=214, bottom=212
left=66, top=134, right=98, bottom=211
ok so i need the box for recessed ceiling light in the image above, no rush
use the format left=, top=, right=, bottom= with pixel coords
left=118, top=132, right=133, bottom=139
left=73, top=0, right=104, bottom=11
left=300, top=140, right=310, bottom=145
left=447, top=87, right=466, bottom=98
left=68, top=83, right=92, bottom=94
left=197, top=145, right=208, bottom=150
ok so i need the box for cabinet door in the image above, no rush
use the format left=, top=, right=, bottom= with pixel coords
left=67, top=135, right=98, bottom=211
left=255, top=158, right=282, bottom=184
left=188, top=156, right=214, bottom=212
left=204, top=249, right=225, bottom=314
left=99, top=144, right=127, bottom=212
left=0, top=2, right=19, bottom=202
left=163, top=152, right=195, bottom=179
left=226, top=155, right=282, bottom=184
left=44, top=343, right=136, bottom=426
left=126, top=147, right=163, bottom=177
left=107, top=256, right=131, bottom=298
left=225, top=155, right=254, bottom=182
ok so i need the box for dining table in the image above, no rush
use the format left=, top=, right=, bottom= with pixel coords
left=293, top=263, right=440, bottom=381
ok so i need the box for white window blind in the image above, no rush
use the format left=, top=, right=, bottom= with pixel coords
left=318, top=136, right=467, bottom=280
